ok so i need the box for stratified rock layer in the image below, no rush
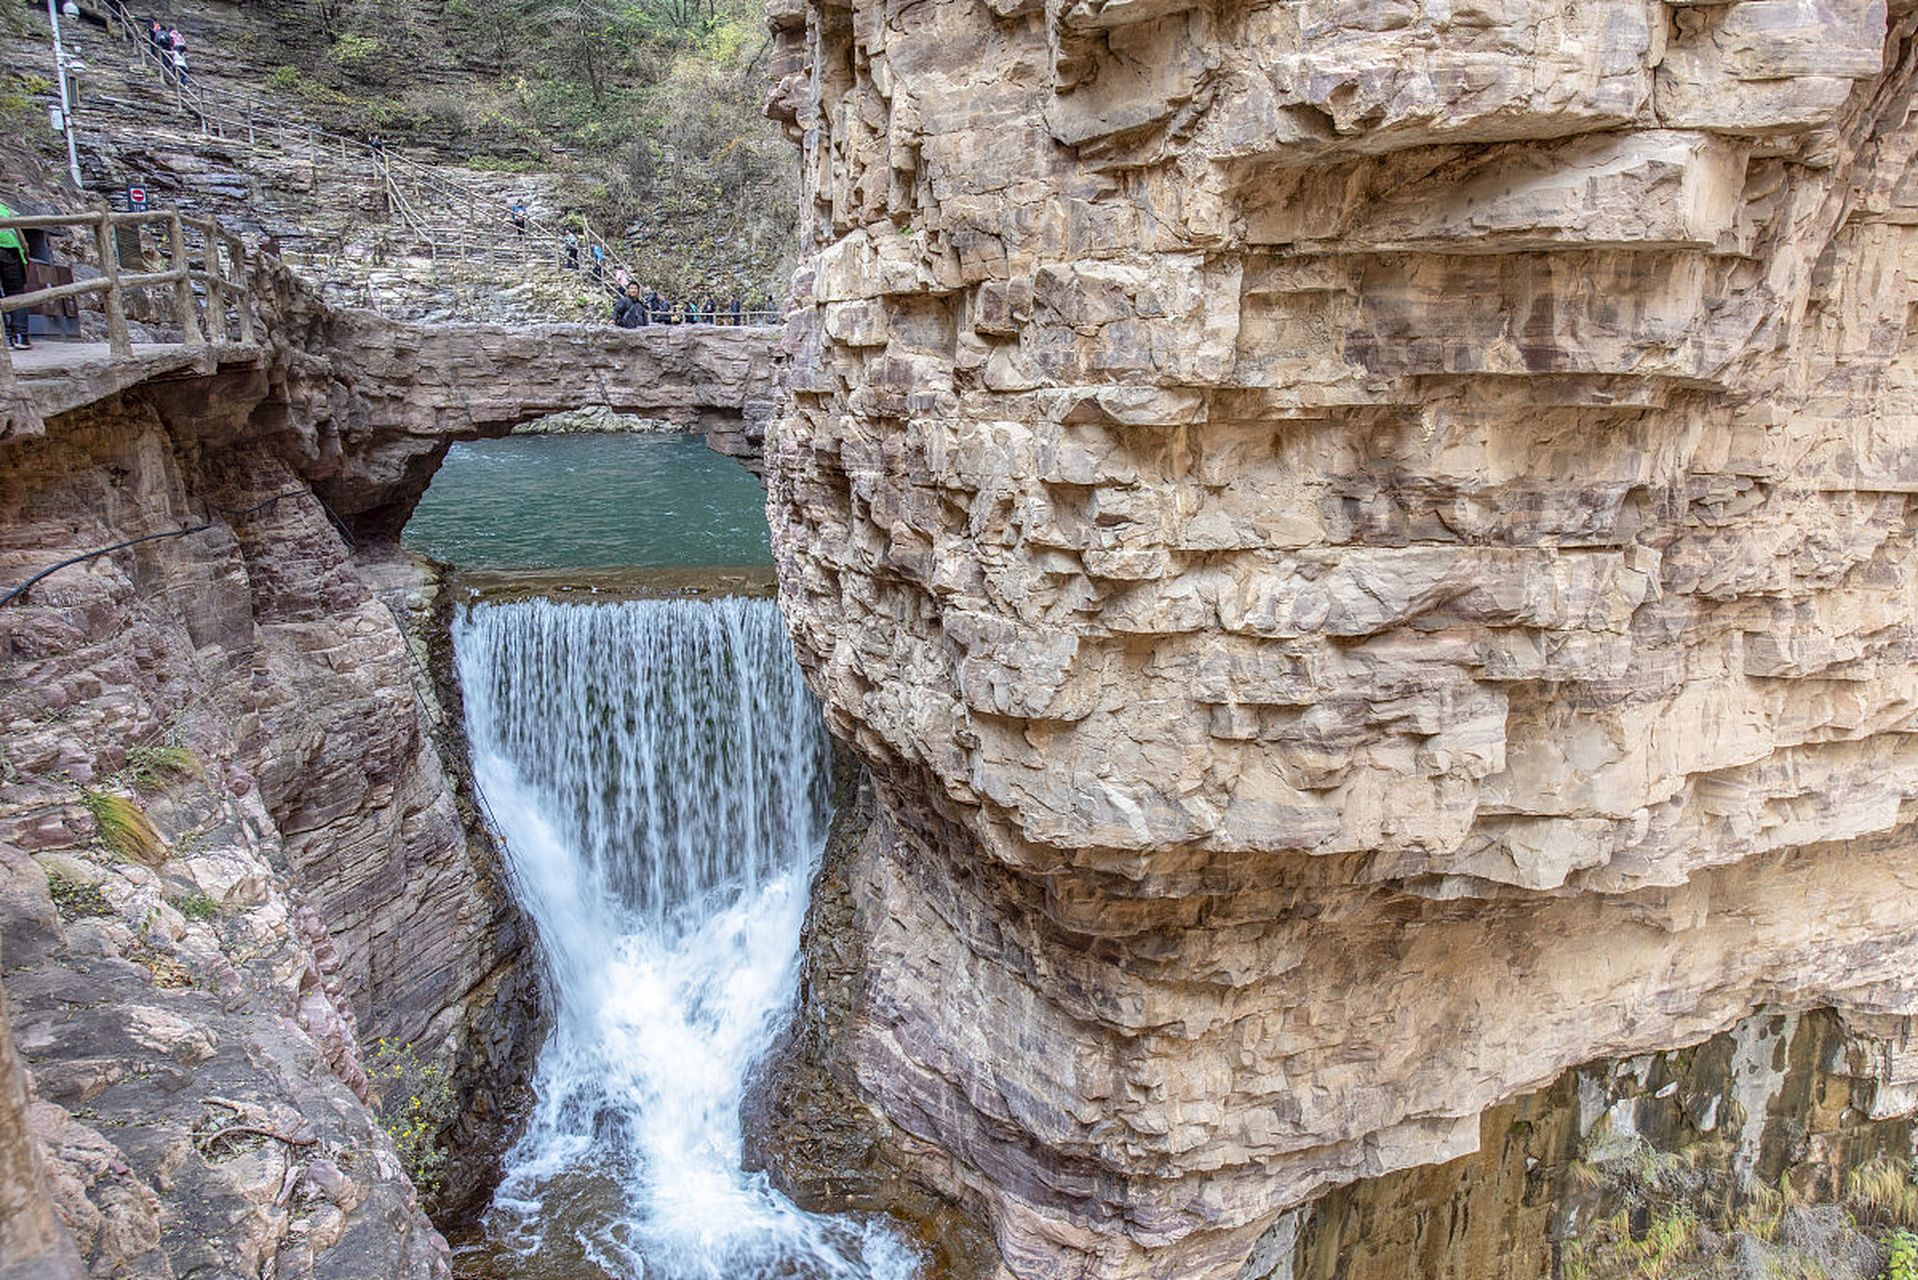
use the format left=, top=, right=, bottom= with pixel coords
left=764, top=2, right=1918, bottom=1276
left=0, top=273, right=579, bottom=1276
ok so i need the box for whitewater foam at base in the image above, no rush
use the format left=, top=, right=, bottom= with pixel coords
left=453, top=597, right=918, bottom=1280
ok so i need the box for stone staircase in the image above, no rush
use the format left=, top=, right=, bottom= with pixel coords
left=59, top=10, right=630, bottom=323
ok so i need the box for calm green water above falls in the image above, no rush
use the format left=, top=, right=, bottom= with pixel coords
left=403, top=433, right=772, bottom=569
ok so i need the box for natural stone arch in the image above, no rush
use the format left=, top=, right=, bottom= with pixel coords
left=280, top=306, right=783, bottom=543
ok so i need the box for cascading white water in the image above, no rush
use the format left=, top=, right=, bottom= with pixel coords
left=453, top=597, right=919, bottom=1280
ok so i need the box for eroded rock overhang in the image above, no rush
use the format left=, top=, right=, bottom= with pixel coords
left=762, top=1, right=1918, bottom=1276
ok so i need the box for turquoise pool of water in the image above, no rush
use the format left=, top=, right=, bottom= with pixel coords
left=403, top=433, right=771, bottom=570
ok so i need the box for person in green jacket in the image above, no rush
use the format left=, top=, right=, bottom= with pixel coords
left=0, top=203, right=30, bottom=350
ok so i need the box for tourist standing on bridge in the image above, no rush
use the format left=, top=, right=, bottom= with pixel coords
left=729, top=295, right=743, bottom=326
left=613, top=283, right=648, bottom=329
left=510, top=199, right=528, bottom=236
left=0, top=201, right=32, bottom=351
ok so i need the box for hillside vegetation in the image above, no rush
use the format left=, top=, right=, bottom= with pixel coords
left=140, top=0, right=798, bottom=296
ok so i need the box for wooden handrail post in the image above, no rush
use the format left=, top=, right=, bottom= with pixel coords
left=233, top=238, right=256, bottom=345
left=95, top=214, right=133, bottom=358
left=166, top=214, right=205, bottom=348
left=205, top=236, right=228, bottom=344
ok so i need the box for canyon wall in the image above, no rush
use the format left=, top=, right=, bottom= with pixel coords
left=763, top=1, right=1918, bottom=1276
left=0, top=277, right=566, bottom=1275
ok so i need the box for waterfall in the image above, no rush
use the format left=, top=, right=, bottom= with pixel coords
left=453, top=597, right=916, bottom=1280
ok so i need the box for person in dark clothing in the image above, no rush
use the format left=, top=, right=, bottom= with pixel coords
left=562, top=230, right=580, bottom=271
left=0, top=201, right=31, bottom=350
left=613, top=283, right=648, bottom=328
left=645, top=289, right=666, bottom=324
left=729, top=296, right=743, bottom=325
left=510, top=199, right=528, bottom=236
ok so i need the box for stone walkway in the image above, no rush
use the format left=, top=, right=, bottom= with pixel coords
left=2, top=341, right=264, bottom=434
left=8, top=341, right=196, bottom=377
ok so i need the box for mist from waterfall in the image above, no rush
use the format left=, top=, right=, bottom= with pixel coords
left=452, top=596, right=917, bottom=1280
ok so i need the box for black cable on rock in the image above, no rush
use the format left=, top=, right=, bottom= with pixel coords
left=0, top=488, right=311, bottom=608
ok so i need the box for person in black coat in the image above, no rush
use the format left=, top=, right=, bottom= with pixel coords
left=613, top=283, right=648, bottom=328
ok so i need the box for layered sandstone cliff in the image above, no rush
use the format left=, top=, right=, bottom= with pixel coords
left=0, top=273, right=578, bottom=1276
left=763, top=2, right=1918, bottom=1275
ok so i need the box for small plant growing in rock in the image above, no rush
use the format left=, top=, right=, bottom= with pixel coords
left=1734, top=1174, right=1796, bottom=1243
left=45, top=871, right=113, bottom=921
left=125, top=937, right=196, bottom=989
left=126, top=744, right=204, bottom=791
left=78, top=788, right=166, bottom=865
left=1852, top=1157, right=1918, bottom=1228
left=1627, top=1205, right=1699, bottom=1279
left=364, top=1038, right=454, bottom=1199
left=1883, top=1228, right=1918, bottom=1280
left=168, top=893, right=223, bottom=922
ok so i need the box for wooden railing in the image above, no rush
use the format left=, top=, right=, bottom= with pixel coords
left=0, top=209, right=257, bottom=386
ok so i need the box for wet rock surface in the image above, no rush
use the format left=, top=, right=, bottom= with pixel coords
left=763, top=2, right=1918, bottom=1276
left=1282, top=1010, right=1917, bottom=1280
left=746, top=748, right=1002, bottom=1280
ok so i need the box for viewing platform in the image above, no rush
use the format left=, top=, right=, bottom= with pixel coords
left=4, top=340, right=265, bottom=425
left=1, top=208, right=260, bottom=441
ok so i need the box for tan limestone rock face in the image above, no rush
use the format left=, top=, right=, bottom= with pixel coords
left=765, top=2, right=1918, bottom=1276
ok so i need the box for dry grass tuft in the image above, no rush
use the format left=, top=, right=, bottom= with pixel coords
left=79, top=788, right=166, bottom=866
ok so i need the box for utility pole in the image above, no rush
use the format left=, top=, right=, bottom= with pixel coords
left=46, top=0, right=83, bottom=187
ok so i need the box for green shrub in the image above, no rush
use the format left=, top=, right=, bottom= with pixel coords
left=126, top=744, right=203, bottom=790
left=79, top=788, right=166, bottom=865
left=330, top=33, right=381, bottom=71
left=168, top=893, right=222, bottom=922
left=1628, top=1206, right=1699, bottom=1279
left=363, top=1038, right=453, bottom=1198
left=46, top=871, right=112, bottom=920
left=1885, top=1228, right=1918, bottom=1280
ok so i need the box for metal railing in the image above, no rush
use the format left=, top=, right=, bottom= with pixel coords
left=0, top=208, right=257, bottom=386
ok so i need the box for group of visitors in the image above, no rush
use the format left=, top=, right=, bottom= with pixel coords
left=611, top=285, right=765, bottom=328
left=146, top=19, right=190, bottom=87
left=525, top=203, right=771, bottom=326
